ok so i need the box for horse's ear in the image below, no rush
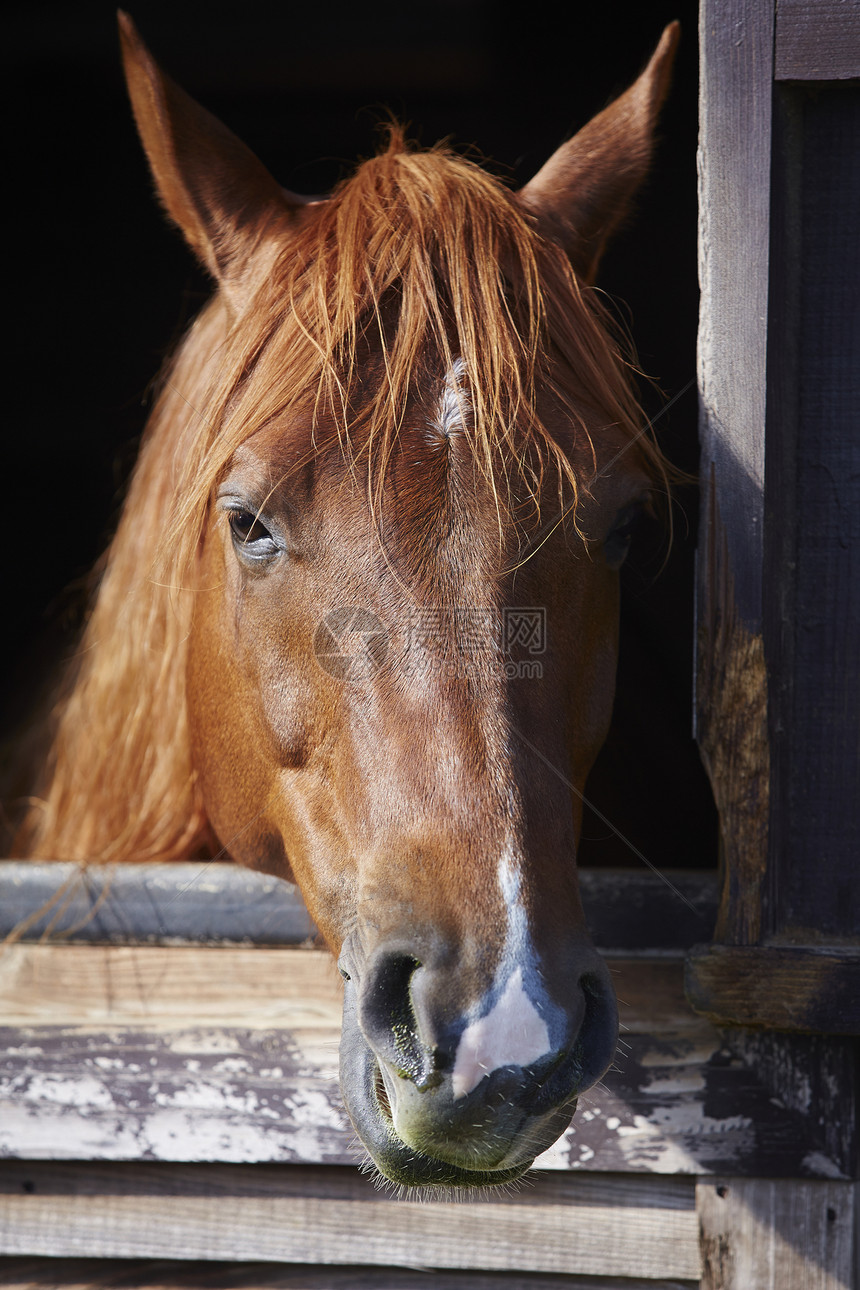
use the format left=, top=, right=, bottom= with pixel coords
left=517, top=22, right=680, bottom=284
left=118, top=11, right=316, bottom=308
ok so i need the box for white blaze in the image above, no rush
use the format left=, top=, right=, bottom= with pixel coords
left=451, top=966, right=551, bottom=1099
left=451, top=847, right=553, bottom=1100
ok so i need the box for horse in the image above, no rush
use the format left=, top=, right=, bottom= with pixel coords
left=18, top=13, right=679, bottom=1190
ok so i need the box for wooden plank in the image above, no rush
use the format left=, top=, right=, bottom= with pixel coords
left=697, top=0, right=773, bottom=623
left=697, top=1177, right=856, bottom=1289
left=0, top=862, right=718, bottom=952
left=1, top=1019, right=834, bottom=1177
left=0, top=1026, right=348, bottom=1167
left=685, top=945, right=860, bottom=1034
left=579, top=869, right=717, bottom=951
left=0, top=949, right=848, bottom=1178
left=0, top=1162, right=701, bottom=1279
left=0, top=1257, right=698, bottom=1290
left=0, top=862, right=317, bottom=946
left=718, top=1029, right=859, bottom=1183
left=775, top=0, right=860, bottom=80
left=0, top=945, right=344, bottom=1029
left=697, top=2, right=860, bottom=1059
left=696, top=0, right=773, bottom=946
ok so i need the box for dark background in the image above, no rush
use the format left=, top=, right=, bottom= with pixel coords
left=3, top=0, right=716, bottom=866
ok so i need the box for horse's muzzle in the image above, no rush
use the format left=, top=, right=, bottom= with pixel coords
left=337, top=946, right=618, bottom=1189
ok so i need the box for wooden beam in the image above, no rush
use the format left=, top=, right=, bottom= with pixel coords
left=0, top=862, right=317, bottom=946
left=775, top=0, right=860, bottom=80
left=715, top=1029, right=859, bottom=1182
left=0, top=862, right=718, bottom=952
left=0, top=944, right=344, bottom=1029
left=696, top=2, right=860, bottom=1041
left=0, top=947, right=849, bottom=1179
left=0, top=1162, right=701, bottom=1280
left=685, top=945, right=860, bottom=1034
left=696, top=0, right=774, bottom=946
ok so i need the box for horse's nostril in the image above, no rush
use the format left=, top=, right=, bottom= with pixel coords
left=358, top=951, right=430, bottom=1084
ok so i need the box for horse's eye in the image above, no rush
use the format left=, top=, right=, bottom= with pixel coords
left=227, top=509, right=279, bottom=562
left=604, top=502, right=646, bottom=568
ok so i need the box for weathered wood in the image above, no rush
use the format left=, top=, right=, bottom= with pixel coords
left=696, top=0, right=773, bottom=946
left=718, top=1029, right=859, bottom=1181
left=0, top=862, right=718, bottom=952
left=685, top=945, right=860, bottom=1034
left=695, top=495, right=769, bottom=946
left=697, top=1177, right=856, bottom=1289
left=0, top=863, right=317, bottom=946
left=695, top=1, right=860, bottom=1057
left=697, top=0, right=773, bottom=619
left=0, top=1025, right=348, bottom=1167
left=0, top=1162, right=702, bottom=1279
left=0, top=945, right=343, bottom=1028
left=0, top=947, right=848, bottom=1178
left=0, top=1259, right=697, bottom=1290
left=775, top=0, right=860, bottom=80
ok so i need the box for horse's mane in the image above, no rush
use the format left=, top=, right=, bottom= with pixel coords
left=19, top=128, right=665, bottom=863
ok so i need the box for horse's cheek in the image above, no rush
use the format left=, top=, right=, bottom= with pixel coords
left=185, top=547, right=277, bottom=860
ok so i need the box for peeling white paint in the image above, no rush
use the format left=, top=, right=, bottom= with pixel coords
left=166, top=1032, right=243, bottom=1055
left=20, top=1073, right=117, bottom=1110
left=212, top=1057, right=253, bottom=1076
left=283, top=1088, right=348, bottom=1130
left=801, top=1151, right=847, bottom=1180
left=0, top=1105, right=145, bottom=1159
left=152, top=1081, right=268, bottom=1117
left=0, top=1015, right=839, bottom=1179
left=614, top=1107, right=756, bottom=1175
left=641, top=1072, right=707, bottom=1096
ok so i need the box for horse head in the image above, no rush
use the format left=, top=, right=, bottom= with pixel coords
left=30, top=14, right=679, bottom=1190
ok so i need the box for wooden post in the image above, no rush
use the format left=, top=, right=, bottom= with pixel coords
left=689, top=0, right=860, bottom=1033
left=697, top=1177, right=857, bottom=1290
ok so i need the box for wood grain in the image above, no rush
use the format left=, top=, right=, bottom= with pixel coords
left=0, top=944, right=344, bottom=1029
left=695, top=484, right=769, bottom=946
left=0, top=862, right=719, bottom=953
left=696, top=0, right=774, bottom=946
left=0, top=1162, right=701, bottom=1279
left=685, top=945, right=860, bottom=1034
left=0, top=862, right=317, bottom=946
left=697, top=1177, right=856, bottom=1289
left=775, top=0, right=860, bottom=79
left=0, top=947, right=849, bottom=1178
